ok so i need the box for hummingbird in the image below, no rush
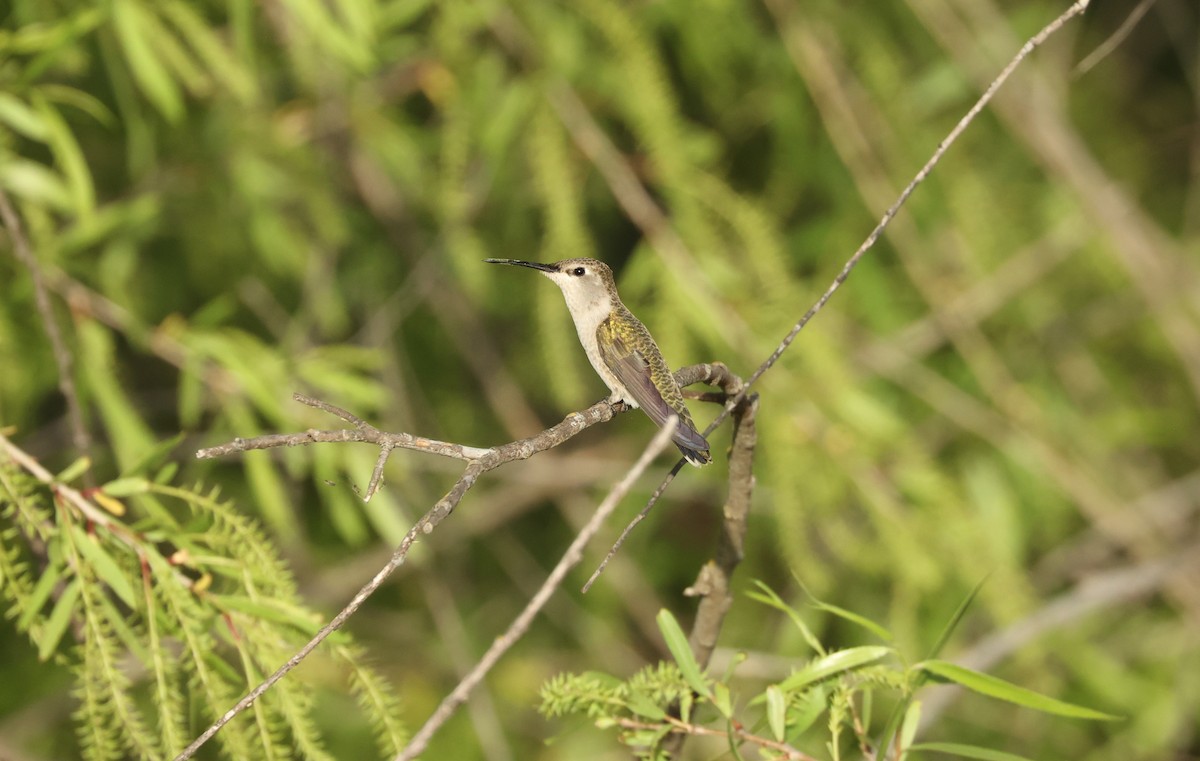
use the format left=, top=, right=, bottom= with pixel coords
left=486, top=257, right=712, bottom=466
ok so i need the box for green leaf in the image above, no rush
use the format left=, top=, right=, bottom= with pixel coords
left=807, top=596, right=892, bottom=643
left=31, top=94, right=94, bottom=214
left=929, top=576, right=988, bottom=661
left=909, top=742, right=1040, bottom=761
left=0, top=93, right=49, bottom=140
left=712, top=681, right=733, bottom=719
left=748, top=580, right=823, bottom=655
left=916, top=661, right=1119, bottom=721
left=56, top=456, right=92, bottom=485
left=101, top=477, right=150, bottom=497
left=788, top=685, right=826, bottom=737
left=877, top=577, right=989, bottom=756
left=898, top=700, right=921, bottom=760
left=121, top=433, right=184, bottom=479
left=39, top=84, right=118, bottom=127
left=765, top=685, right=786, bottom=741
left=159, top=0, right=256, bottom=102
left=627, top=689, right=666, bottom=720
left=112, top=0, right=185, bottom=122
left=69, top=526, right=138, bottom=608
left=656, top=609, right=710, bottom=698
left=213, top=594, right=344, bottom=641
left=18, top=560, right=63, bottom=630
left=0, top=159, right=73, bottom=209
left=38, top=578, right=81, bottom=660
left=778, top=646, right=891, bottom=692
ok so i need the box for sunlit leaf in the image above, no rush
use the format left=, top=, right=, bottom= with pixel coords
left=69, top=525, right=137, bottom=608
left=748, top=580, right=824, bottom=655
left=0, top=93, right=49, bottom=140
left=909, top=742, right=1039, bottom=761
left=916, top=661, right=1119, bottom=721
left=38, top=579, right=81, bottom=660
left=766, top=685, right=786, bottom=741
left=112, top=0, right=185, bottom=122
left=101, top=477, right=149, bottom=497
left=656, top=609, right=710, bottom=698
left=777, top=646, right=891, bottom=692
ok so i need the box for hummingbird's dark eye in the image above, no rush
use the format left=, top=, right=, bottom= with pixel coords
left=571, top=267, right=586, bottom=276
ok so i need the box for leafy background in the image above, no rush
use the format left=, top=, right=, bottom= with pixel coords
left=1, top=0, right=1197, bottom=759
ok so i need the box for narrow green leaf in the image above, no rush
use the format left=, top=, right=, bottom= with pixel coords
left=69, top=526, right=138, bottom=608
left=778, top=646, right=891, bottom=692
left=917, top=661, right=1118, bottom=721
left=121, top=433, right=184, bottom=480
left=18, top=561, right=62, bottom=630
left=31, top=95, right=94, bottom=213
left=0, top=93, right=49, bottom=140
left=214, top=594, right=340, bottom=640
left=56, top=456, right=92, bottom=485
left=809, top=598, right=893, bottom=643
left=712, top=681, right=733, bottom=719
left=909, top=741, right=1039, bottom=761
left=112, top=0, right=185, bottom=122
left=877, top=577, right=990, bottom=757
left=0, top=159, right=73, bottom=209
left=656, top=609, right=710, bottom=698
left=38, top=579, right=81, bottom=660
left=748, top=580, right=823, bottom=655
left=101, top=476, right=150, bottom=497
left=159, top=0, right=256, bottom=102
left=765, top=685, right=786, bottom=742
left=898, top=700, right=921, bottom=760
left=929, top=576, right=988, bottom=661
left=39, top=84, right=118, bottom=127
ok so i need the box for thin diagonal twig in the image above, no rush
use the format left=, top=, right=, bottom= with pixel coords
left=592, top=0, right=1094, bottom=570
left=0, top=189, right=92, bottom=480
left=393, top=418, right=680, bottom=761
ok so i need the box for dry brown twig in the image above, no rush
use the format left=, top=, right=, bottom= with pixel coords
left=177, top=1, right=1092, bottom=758
left=177, top=365, right=731, bottom=761
left=617, top=715, right=820, bottom=761
left=0, top=189, right=93, bottom=482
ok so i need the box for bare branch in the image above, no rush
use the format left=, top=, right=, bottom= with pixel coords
left=0, top=433, right=131, bottom=540
left=0, top=189, right=93, bottom=483
left=684, top=392, right=758, bottom=668
left=584, top=362, right=746, bottom=592
left=394, top=418, right=681, bottom=761
left=617, top=716, right=820, bottom=761
left=178, top=376, right=704, bottom=760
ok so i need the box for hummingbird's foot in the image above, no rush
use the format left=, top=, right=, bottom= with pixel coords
left=604, top=396, right=630, bottom=413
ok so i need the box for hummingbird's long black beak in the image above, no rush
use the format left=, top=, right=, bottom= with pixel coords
left=484, top=258, right=558, bottom=273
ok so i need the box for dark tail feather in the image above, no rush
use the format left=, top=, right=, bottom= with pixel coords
left=676, top=443, right=712, bottom=467
left=672, top=422, right=711, bottom=467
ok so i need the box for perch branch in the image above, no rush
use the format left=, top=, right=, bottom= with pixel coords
left=584, top=362, right=747, bottom=592
left=394, top=419, right=680, bottom=761
left=179, top=369, right=714, bottom=761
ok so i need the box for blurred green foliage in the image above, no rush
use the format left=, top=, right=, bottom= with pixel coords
left=1, top=0, right=1197, bottom=759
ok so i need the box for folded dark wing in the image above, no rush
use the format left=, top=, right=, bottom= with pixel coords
left=597, top=318, right=710, bottom=454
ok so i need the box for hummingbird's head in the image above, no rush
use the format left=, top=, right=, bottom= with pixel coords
left=485, top=257, right=616, bottom=307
